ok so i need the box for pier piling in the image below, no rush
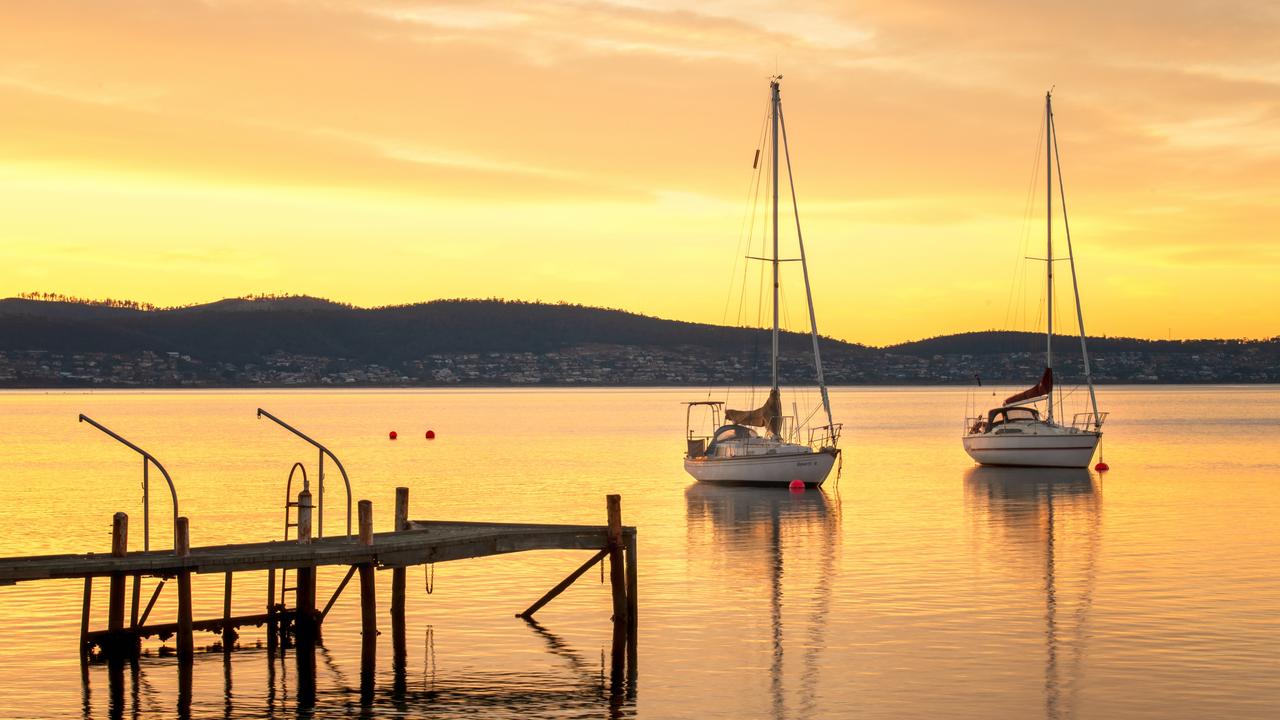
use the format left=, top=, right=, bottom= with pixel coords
left=391, top=487, right=409, bottom=667
left=607, top=495, right=628, bottom=627
left=358, top=499, right=377, bottom=700
left=175, top=517, right=193, bottom=664
left=295, top=488, right=316, bottom=644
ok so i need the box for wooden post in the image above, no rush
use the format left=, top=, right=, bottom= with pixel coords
left=176, top=517, right=193, bottom=664
left=80, top=577, right=92, bottom=658
left=358, top=499, right=377, bottom=702
left=391, top=487, right=409, bottom=670
left=606, top=495, right=628, bottom=627
left=266, top=568, right=277, bottom=653
left=295, top=488, right=316, bottom=643
left=108, top=513, right=127, bottom=638
left=625, top=529, right=638, bottom=636
left=222, top=572, right=235, bottom=652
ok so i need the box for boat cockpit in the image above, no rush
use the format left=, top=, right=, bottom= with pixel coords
left=970, top=406, right=1042, bottom=435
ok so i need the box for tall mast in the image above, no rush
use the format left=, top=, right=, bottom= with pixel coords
left=770, top=77, right=781, bottom=396
left=1045, top=90, right=1055, bottom=424
left=1050, top=100, right=1103, bottom=430
left=778, top=99, right=835, bottom=435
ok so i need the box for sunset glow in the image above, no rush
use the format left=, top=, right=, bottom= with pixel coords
left=2, top=0, right=1277, bottom=344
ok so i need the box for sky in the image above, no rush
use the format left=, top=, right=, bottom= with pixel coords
left=1, top=0, right=1277, bottom=345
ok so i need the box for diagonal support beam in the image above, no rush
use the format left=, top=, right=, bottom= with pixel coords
left=516, top=548, right=608, bottom=620
left=136, top=578, right=167, bottom=628
left=320, top=565, right=358, bottom=623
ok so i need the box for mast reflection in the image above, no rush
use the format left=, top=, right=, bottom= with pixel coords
left=685, top=484, right=840, bottom=719
left=965, top=467, right=1101, bottom=720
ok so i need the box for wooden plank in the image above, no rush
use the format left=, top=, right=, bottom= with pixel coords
left=0, top=523, right=635, bottom=581
left=87, top=612, right=284, bottom=641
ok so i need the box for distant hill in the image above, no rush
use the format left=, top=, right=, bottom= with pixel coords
left=885, top=330, right=1275, bottom=357
left=0, top=296, right=875, bottom=363
left=0, top=296, right=1275, bottom=387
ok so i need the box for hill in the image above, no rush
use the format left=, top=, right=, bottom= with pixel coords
left=0, top=296, right=1275, bottom=387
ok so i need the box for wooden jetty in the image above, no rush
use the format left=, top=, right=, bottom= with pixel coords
left=0, top=489, right=637, bottom=656
left=0, top=410, right=638, bottom=710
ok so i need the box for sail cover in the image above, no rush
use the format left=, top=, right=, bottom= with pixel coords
left=725, top=388, right=782, bottom=436
left=1004, top=367, right=1053, bottom=405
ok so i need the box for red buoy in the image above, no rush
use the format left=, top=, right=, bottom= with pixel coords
left=425, top=430, right=436, bottom=440
left=1094, top=461, right=1109, bottom=472
left=789, top=479, right=805, bottom=493
left=388, top=430, right=398, bottom=440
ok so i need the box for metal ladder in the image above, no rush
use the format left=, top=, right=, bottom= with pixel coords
left=276, top=462, right=308, bottom=607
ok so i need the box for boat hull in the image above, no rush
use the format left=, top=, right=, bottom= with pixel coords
left=962, top=432, right=1101, bottom=468
left=684, top=450, right=836, bottom=486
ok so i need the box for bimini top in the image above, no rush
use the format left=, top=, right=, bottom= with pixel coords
left=987, top=405, right=1041, bottom=425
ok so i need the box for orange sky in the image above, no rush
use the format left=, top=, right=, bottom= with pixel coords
left=1, top=0, right=1277, bottom=345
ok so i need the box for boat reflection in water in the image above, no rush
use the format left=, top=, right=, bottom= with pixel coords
left=964, top=466, right=1101, bottom=720
left=685, top=484, right=840, bottom=719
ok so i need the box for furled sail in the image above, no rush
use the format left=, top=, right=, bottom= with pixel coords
left=725, top=387, right=782, bottom=436
left=1004, top=367, right=1053, bottom=405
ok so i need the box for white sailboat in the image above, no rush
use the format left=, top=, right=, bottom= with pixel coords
left=963, top=91, right=1107, bottom=469
left=684, top=77, right=841, bottom=487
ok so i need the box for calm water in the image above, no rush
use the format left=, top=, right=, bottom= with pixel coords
left=0, top=387, right=1276, bottom=719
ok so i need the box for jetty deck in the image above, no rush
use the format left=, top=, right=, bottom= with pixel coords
left=0, top=521, right=635, bottom=584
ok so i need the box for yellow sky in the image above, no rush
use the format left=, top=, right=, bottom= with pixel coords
left=1, top=1, right=1277, bottom=345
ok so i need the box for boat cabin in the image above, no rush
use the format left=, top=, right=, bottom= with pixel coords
left=971, top=406, right=1042, bottom=434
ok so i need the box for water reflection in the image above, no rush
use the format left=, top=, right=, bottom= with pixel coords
left=685, top=484, right=840, bottom=719
left=964, top=467, right=1101, bottom=720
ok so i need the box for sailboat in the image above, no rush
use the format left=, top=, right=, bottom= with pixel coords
left=963, top=92, right=1107, bottom=469
left=683, top=77, right=841, bottom=486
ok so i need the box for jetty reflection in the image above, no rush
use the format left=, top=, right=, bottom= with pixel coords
left=685, top=484, right=840, bottom=720
left=965, top=467, right=1101, bottom=720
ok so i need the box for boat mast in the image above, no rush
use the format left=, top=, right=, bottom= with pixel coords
left=1049, top=100, right=1103, bottom=430
left=1045, top=90, right=1055, bottom=425
left=777, top=97, right=835, bottom=435
left=770, top=77, right=781, bottom=398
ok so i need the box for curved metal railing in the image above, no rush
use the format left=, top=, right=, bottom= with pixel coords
left=256, top=408, right=352, bottom=540
left=78, top=414, right=180, bottom=552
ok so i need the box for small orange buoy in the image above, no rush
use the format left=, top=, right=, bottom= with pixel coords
left=425, top=430, right=436, bottom=440
left=788, top=479, right=805, bottom=493
left=388, top=431, right=398, bottom=440
left=1094, top=461, right=1109, bottom=472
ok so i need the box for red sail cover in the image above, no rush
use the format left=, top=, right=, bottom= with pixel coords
left=1004, top=367, right=1053, bottom=405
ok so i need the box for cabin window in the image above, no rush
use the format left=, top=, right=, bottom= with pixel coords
left=1005, top=408, right=1039, bottom=422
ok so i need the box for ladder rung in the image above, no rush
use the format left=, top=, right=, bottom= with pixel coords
left=286, top=522, right=297, bottom=528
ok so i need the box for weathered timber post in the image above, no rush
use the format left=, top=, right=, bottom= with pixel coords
left=391, top=487, right=409, bottom=669
left=176, top=517, right=193, bottom=664
left=295, top=488, right=316, bottom=643
left=266, top=568, right=277, bottom=653
left=606, top=495, right=628, bottom=627
left=106, top=512, right=137, bottom=659
left=108, top=513, right=127, bottom=637
left=358, top=499, right=377, bottom=702
left=80, top=577, right=93, bottom=659
left=625, top=529, right=638, bottom=637
left=222, top=572, right=235, bottom=651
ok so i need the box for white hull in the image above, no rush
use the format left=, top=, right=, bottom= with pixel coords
left=963, top=432, right=1100, bottom=468
left=684, top=451, right=836, bottom=486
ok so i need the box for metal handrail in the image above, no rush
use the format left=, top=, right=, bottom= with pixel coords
left=256, top=408, right=352, bottom=539
left=78, top=414, right=180, bottom=553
